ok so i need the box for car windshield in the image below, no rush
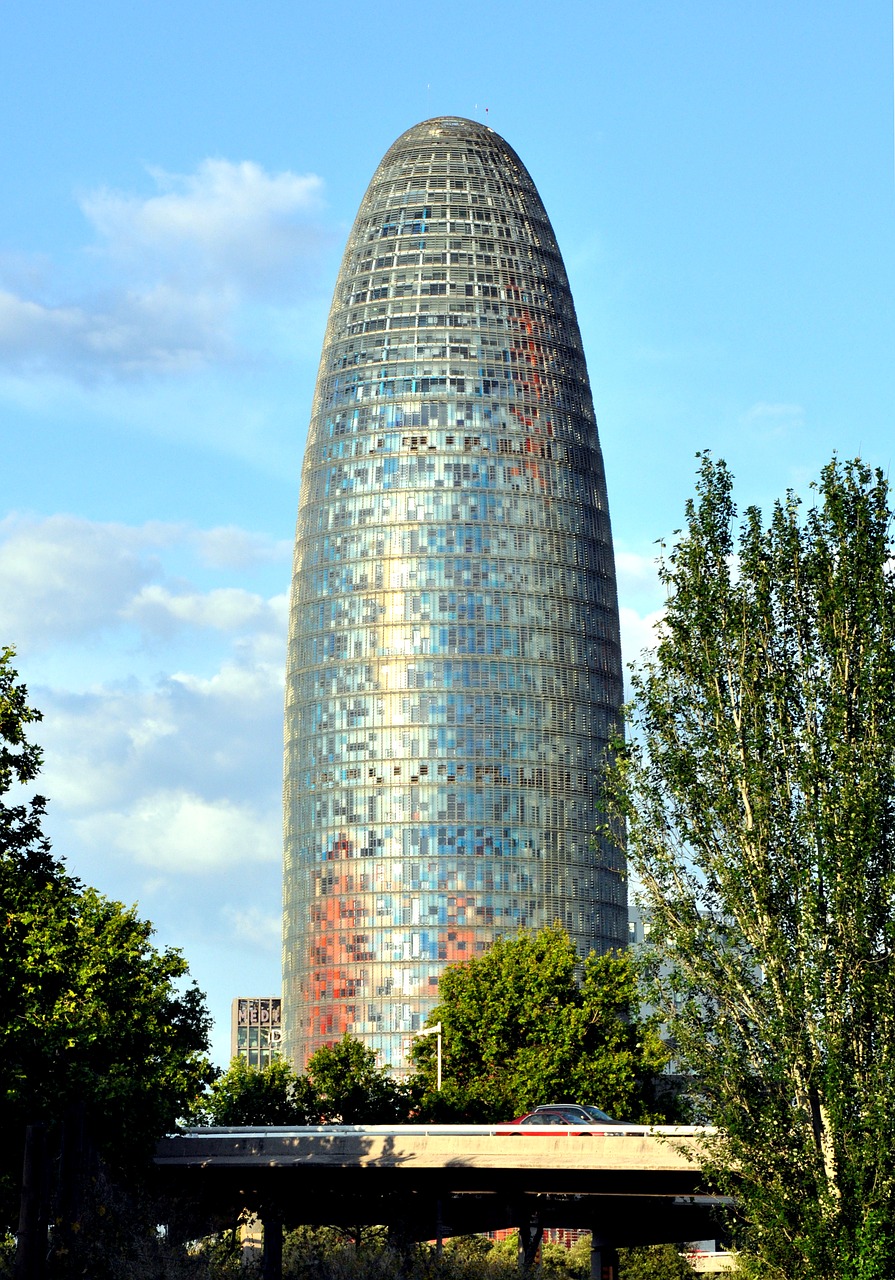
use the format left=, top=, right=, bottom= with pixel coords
left=582, top=1106, right=617, bottom=1123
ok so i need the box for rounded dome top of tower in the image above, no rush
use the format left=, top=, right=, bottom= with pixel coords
left=395, top=116, right=495, bottom=143
left=371, top=116, right=535, bottom=217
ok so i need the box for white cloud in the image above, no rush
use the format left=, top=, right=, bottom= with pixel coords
left=81, top=160, right=325, bottom=296
left=221, top=904, right=282, bottom=953
left=0, top=284, right=230, bottom=378
left=73, top=789, right=279, bottom=874
left=0, top=158, right=329, bottom=380
left=0, top=513, right=158, bottom=646
left=615, top=549, right=662, bottom=600
left=38, top=636, right=284, bottom=817
left=170, top=642, right=286, bottom=702
left=0, top=513, right=289, bottom=650
left=619, top=605, right=666, bottom=668
left=614, top=548, right=665, bottom=671
left=741, top=401, right=804, bottom=437
left=192, top=526, right=292, bottom=571
left=125, top=584, right=286, bottom=636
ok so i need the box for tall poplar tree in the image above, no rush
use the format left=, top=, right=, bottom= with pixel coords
left=606, top=457, right=895, bottom=1279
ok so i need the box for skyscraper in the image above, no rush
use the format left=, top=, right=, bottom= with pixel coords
left=283, top=117, right=625, bottom=1070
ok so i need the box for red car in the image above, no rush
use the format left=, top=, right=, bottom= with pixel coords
left=498, top=1104, right=618, bottom=1135
left=535, top=1103, right=619, bottom=1126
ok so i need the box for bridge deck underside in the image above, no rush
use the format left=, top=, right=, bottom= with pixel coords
left=155, top=1133, right=726, bottom=1245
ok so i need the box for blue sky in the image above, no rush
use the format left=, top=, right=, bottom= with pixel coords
left=1, top=2, right=892, bottom=1066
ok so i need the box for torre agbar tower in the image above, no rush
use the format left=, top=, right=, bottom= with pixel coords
left=283, top=117, right=625, bottom=1070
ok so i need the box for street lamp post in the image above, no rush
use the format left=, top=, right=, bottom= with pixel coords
left=417, top=1022, right=443, bottom=1091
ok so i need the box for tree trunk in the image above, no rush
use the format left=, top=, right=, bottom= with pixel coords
left=14, top=1125, right=47, bottom=1280
left=261, top=1209, right=283, bottom=1280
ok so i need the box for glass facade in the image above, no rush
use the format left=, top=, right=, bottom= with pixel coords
left=283, top=117, right=625, bottom=1070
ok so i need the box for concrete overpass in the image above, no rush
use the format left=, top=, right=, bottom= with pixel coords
left=154, top=1124, right=727, bottom=1277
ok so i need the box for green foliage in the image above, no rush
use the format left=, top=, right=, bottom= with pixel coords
left=410, top=924, right=669, bottom=1121
left=488, top=1230, right=587, bottom=1277
left=604, top=456, right=895, bottom=1279
left=0, top=649, right=214, bottom=1233
left=205, top=1057, right=318, bottom=1126
left=469, top=1233, right=694, bottom=1280
left=280, top=1227, right=583, bottom=1280
left=306, top=1034, right=412, bottom=1123
left=0, top=645, right=55, bottom=879
left=617, top=1244, right=697, bottom=1279
left=283, top=1224, right=359, bottom=1273
left=14, top=886, right=213, bottom=1147
left=441, top=1233, right=494, bottom=1264
left=4, top=1220, right=698, bottom=1280
left=191, top=1226, right=256, bottom=1278
left=45, top=1168, right=221, bottom=1280
left=558, top=1235, right=593, bottom=1279
left=203, top=1036, right=413, bottom=1128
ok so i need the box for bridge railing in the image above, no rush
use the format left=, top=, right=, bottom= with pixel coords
left=171, top=1124, right=713, bottom=1139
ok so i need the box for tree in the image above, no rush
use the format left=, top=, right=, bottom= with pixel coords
left=0, top=644, right=55, bottom=879
left=410, top=924, right=669, bottom=1121
left=306, top=1034, right=412, bottom=1123
left=0, top=648, right=214, bottom=1234
left=201, top=1036, right=412, bottom=1130
left=604, top=456, right=895, bottom=1279
left=205, top=1056, right=318, bottom=1126
left=617, top=1245, right=696, bottom=1279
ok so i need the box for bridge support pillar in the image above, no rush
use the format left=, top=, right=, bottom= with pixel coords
left=590, top=1239, right=618, bottom=1280
left=435, top=1197, right=444, bottom=1257
left=517, top=1215, right=543, bottom=1270
left=260, top=1210, right=283, bottom=1280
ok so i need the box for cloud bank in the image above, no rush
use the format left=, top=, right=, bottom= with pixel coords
left=0, top=513, right=288, bottom=649
left=0, top=514, right=287, bottom=970
left=82, top=160, right=325, bottom=296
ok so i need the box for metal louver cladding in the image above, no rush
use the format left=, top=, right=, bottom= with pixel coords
left=283, top=117, right=626, bottom=1070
